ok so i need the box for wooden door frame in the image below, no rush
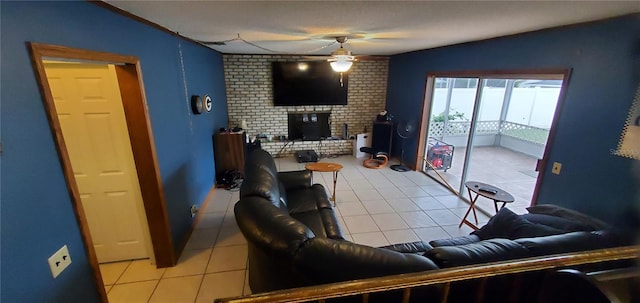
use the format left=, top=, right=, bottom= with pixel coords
left=417, top=69, right=572, bottom=205
left=29, top=42, right=175, bottom=303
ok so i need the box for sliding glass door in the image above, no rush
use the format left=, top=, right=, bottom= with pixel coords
left=422, top=74, right=565, bottom=215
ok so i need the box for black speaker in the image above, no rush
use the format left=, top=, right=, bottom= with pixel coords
left=372, top=122, right=393, bottom=154
left=341, top=123, right=348, bottom=139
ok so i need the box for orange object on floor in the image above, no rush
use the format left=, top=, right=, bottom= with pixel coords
left=363, top=153, right=388, bottom=169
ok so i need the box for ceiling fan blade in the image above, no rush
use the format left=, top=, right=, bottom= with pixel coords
left=202, top=33, right=393, bottom=58
left=198, top=32, right=321, bottom=47
left=354, top=55, right=389, bottom=61
left=300, top=55, right=332, bottom=61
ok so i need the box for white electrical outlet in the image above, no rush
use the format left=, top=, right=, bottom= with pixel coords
left=48, top=245, right=72, bottom=278
left=552, top=162, right=562, bottom=175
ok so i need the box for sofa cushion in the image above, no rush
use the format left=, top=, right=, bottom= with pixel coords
left=290, top=211, right=328, bottom=238
left=294, top=237, right=439, bottom=284
left=429, top=235, right=481, bottom=247
left=278, top=170, right=313, bottom=191
left=380, top=241, right=434, bottom=254
left=514, top=231, right=610, bottom=256
left=234, top=196, right=314, bottom=256
left=286, top=189, right=320, bottom=213
left=246, top=149, right=279, bottom=176
left=241, top=149, right=283, bottom=206
left=521, top=213, right=595, bottom=232
left=240, top=168, right=282, bottom=207
left=472, top=207, right=564, bottom=240
left=526, top=204, right=610, bottom=230
left=425, top=238, right=531, bottom=268
left=286, top=185, right=333, bottom=213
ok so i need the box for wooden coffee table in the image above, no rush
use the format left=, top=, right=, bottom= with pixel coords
left=305, top=162, right=343, bottom=206
left=460, top=181, right=514, bottom=230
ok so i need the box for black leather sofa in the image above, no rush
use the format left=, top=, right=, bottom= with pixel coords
left=234, top=149, right=631, bottom=300
left=236, top=149, right=439, bottom=293
left=424, top=206, right=628, bottom=269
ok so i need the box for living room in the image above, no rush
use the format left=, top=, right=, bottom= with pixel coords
left=2, top=1, right=639, bottom=302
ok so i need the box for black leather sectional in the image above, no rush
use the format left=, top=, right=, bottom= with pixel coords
left=236, top=149, right=439, bottom=293
left=234, top=149, right=630, bottom=300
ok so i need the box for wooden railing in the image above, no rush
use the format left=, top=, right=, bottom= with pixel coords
left=214, top=246, right=639, bottom=303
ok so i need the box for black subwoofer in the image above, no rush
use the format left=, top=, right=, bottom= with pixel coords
left=372, top=121, right=393, bottom=155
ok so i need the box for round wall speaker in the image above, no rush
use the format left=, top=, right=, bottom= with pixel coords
left=191, top=95, right=203, bottom=114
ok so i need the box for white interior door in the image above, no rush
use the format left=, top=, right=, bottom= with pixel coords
left=45, top=62, right=152, bottom=263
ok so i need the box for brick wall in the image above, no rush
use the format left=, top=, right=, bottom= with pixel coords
left=223, top=54, right=388, bottom=156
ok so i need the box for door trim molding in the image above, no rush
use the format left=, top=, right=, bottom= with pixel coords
left=28, top=42, right=175, bottom=303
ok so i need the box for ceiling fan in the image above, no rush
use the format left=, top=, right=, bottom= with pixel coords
left=303, top=36, right=387, bottom=72
left=199, top=34, right=388, bottom=73
left=325, top=36, right=355, bottom=72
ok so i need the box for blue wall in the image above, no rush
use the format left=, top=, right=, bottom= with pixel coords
left=1, top=2, right=228, bottom=302
left=387, top=14, right=640, bottom=226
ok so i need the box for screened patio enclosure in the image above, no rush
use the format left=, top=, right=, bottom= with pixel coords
left=423, top=76, right=565, bottom=215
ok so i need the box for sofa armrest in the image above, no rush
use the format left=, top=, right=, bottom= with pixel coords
left=278, top=170, right=312, bottom=190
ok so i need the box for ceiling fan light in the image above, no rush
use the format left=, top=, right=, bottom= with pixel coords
left=329, top=55, right=354, bottom=72
left=297, top=62, right=309, bottom=71
left=330, top=60, right=352, bottom=72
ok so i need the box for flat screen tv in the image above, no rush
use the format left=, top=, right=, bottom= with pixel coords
left=288, top=112, right=331, bottom=141
left=272, top=61, right=348, bottom=106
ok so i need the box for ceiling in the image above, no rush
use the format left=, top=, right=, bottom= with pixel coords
left=105, top=1, right=640, bottom=56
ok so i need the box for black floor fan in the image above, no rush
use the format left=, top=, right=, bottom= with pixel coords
left=390, top=120, right=417, bottom=172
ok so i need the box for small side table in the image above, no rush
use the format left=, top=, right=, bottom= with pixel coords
left=460, top=181, right=514, bottom=230
left=304, top=162, right=343, bottom=206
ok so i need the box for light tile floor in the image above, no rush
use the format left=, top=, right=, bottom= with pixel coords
left=99, top=154, right=521, bottom=303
